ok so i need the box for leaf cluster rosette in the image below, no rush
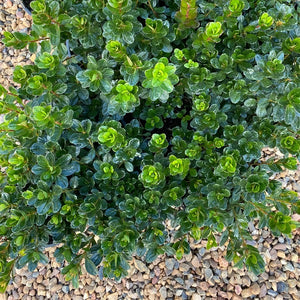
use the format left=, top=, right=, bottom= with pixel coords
left=0, top=0, right=299, bottom=289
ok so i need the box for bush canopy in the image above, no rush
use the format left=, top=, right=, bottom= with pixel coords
left=0, top=0, right=299, bottom=290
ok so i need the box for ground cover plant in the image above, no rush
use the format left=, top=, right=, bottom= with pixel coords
left=0, top=0, right=299, bottom=291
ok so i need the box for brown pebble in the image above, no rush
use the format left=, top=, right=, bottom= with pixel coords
left=208, top=287, right=217, bottom=297
left=199, top=282, right=209, bottom=291
left=232, top=295, right=243, bottom=300
left=277, top=251, right=286, bottom=258
left=16, top=10, right=24, bottom=18
left=219, top=257, right=229, bottom=269
left=273, top=244, right=287, bottom=250
left=153, top=266, right=161, bottom=277
left=151, top=276, right=159, bottom=285
left=23, top=286, right=29, bottom=294
left=259, top=284, right=267, bottom=298
left=5, top=0, right=13, bottom=8
left=235, top=285, right=242, bottom=295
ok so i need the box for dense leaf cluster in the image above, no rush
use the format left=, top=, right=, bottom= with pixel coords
left=0, top=0, right=299, bottom=289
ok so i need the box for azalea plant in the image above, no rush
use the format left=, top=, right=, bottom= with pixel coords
left=0, top=0, right=299, bottom=291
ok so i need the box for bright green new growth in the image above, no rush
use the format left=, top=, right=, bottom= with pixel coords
left=259, top=12, right=274, bottom=28
left=76, top=56, right=114, bottom=93
left=97, top=123, right=125, bottom=151
left=205, top=22, right=223, bottom=40
left=175, top=0, right=198, bottom=29
left=216, top=155, right=237, bottom=176
left=142, top=57, right=179, bottom=102
left=169, top=155, right=190, bottom=177
left=280, top=136, right=300, bottom=154
left=246, top=174, right=269, bottom=193
left=104, top=81, right=139, bottom=116
left=106, top=41, right=126, bottom=61
left=139, top=164, right=165, bottom=188
left=149, top=133, right=168, bottom=152
left=0, top=0, right=299, bottom=291
left=228, top=0, right=245, bottom=14
left=98, top=127, right=118, bottom=147
left=36, top=52, right=58, bottom=70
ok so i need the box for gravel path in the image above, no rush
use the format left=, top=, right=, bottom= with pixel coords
left=0, top=1, right=299, bottom=299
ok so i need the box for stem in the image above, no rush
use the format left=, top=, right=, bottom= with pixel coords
left=0, top=129, right=14, bottom=132
left=2, top=105, right=23, bottom=115
left=63, top=55, right=76, bottom=63
left=41, top=84, right=60, bottom=98
left=250, top=159, right=280, bottom=166
left=233, top=210, right=247, bottom=247
left=148, top=0, right=158, bottom=17
left=45, top=13, right=60, bottom=26
left=266, top=196, right=293, bottom=205
left=7, top=92, right=19, bottom=97
left=250, top=202, right=269, bottom=215
left=28, top=37, right=50, bottom=43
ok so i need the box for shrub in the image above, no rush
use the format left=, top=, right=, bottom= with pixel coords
left=1, top=0, right=300, bottom=290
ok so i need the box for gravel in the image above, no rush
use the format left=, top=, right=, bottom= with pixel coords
left=1, top=1, right=300, bottom=300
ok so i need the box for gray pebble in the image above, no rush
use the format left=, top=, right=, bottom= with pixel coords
left=277, top=282, right=288, bottom=293
left=199, top=248, right=206, bottom=256
left=62, top=285, right=69, bottom=293
left=32, top=272, right=39, bottom=278
left=214, top=269, right=221, bottom=276
left=181, top=291, right=188, bottom=300
left=293, top=182, right=300, bottom=192
left=204, top=268, right=213, bottom=280
left=159, top=287, right=167, bottom=299
left=248, top=222, right=256, bottom=232
left=98, top=266, right=104, bottom=280
left=175, top=277, right=184, bottom=285
left=134, top=259, right=149, bottom=274
left=286, top=237, right=292, bottom=245
left=165, top=258, right=176, bottom=271
left=267, top=290, right=278, bottom=297
left=248, top=272, right=259, bottom=282
left=283, top=262, right=295, bottom=272
left=19, top=27, right=28, bottom=33
left=246, top=240, right=256, bottom=246
left=212, top=275, right=220, bottom=283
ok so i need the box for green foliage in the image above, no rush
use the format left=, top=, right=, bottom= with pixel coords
left=245, top=174, right=269, bottom=194
left=269, top=212, right=297, bottom=236
left=97, top=121, right=126, bottom=151
left=76, top=56, right=114, bottom=93
left=0, top=0, right=299, bottom=289
left=228, top=0, right=245, bottom=15
left=139, top=163, right=165, bottom=188
left=169, top=155, right=190, bottom=177
left=142, top=57, right=179, bottom=102
left=205, top=22, right=224, bottom=40
left=102, top=81, right=139, bottom=116
left=149, top=134, right=168, bottom=152
left=175, top=0, right=198, bottom=29
left=259, top=12, right=274, bottom=28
